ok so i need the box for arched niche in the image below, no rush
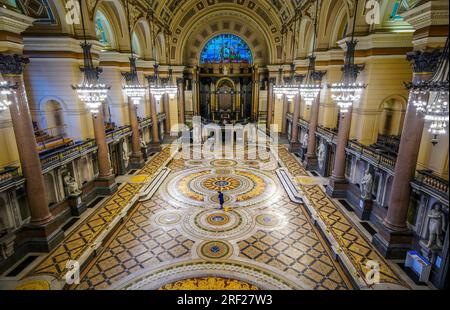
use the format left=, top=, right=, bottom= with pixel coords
left=41, top=99, right=66, bottom=137
left=378, top=96, right=407, bottom=137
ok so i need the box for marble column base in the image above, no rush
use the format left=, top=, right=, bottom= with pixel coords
left=288, top=142, right=301, bottom=153
left=95, top=174, right=118, bottom=196
left=326, top=177, right=349, bottom=198
left=21, top=218, right=65, bottom=252
left=355, top=199, right=373, bottom=221
left=303, top=155, right=318, bottom=171
left=372, top=225, right=412, bottom=259
left=147, top=142, right=162, bottom=153
left=129, top=153, right=145, bottom=169
left=67, top=194, right=87, bottom=216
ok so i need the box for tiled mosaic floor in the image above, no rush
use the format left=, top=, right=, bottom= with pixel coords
left=71, top=147, right=352, bottom=290
left=21, top=143, right=407, bottom=290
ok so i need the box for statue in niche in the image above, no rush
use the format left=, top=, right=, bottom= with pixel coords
left=317, top=142, right=326, bottom=169
left=360, top=167, right=373, bottom=200
left=122, top=141, right=129, bottom=168
left=301, top=133, right=309, bottom=149
left=140, top=138, right=147, bottom=149
left=425, top=205, right=447, bottom=249
left=64, top=172, right=81, bottom=197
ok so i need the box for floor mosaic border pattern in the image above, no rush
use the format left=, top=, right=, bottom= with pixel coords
left=299, top=184, right=407, bottom=288
left=32, top=183, right=144, bottom=277
left=30, top=147, right=174, bottom=279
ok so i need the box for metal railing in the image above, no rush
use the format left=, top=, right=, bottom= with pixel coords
left=347, top=140, right=397, bottom=171
left=415, top=170, right=449, bottom=197
left=39, top=139, right=97, bottom=169
left=0, top=166, right=19, bottom=186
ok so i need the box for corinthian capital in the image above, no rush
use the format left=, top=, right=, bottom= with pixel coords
left=406, top=50, right=441, bottom=73
left=0, top=54, right=30, bottom=75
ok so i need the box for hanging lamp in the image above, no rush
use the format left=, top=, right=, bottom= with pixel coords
left=72, top=0, right=110, bottom=114
left=299, top=0, right=324, bottom=106
left=122, top=0, right=146, bottom=105
left=328, top=1, right=366, bottom=113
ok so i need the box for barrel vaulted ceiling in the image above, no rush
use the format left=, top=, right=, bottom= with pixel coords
left=4, top=0, right=424, bottom=65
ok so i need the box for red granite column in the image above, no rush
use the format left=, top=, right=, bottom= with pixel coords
left=128, top=99, right=144, bottom=168
left=266, top=77, right=275, bottom=132
left=289, top=95, right=301, bottom=152
left=326, top=107, right=352, bottom=198
left=148, top=88, right=162, bottom=152
left=163, top=94, right=170, bottom=134
left=372, top=50, right=441, bottom=258
left=304, top=96, right=320, bottom=169
left=92, top=111, right=116, bottom=193
left=177, top=78, right=185, bottom=126
left=3, top=69, right=52, bottom=225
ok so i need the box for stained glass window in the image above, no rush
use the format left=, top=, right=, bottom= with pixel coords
left=200, top=34, right=253, bottom=64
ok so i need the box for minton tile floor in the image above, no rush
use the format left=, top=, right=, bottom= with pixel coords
left=6, top=144, right=412, bottom=290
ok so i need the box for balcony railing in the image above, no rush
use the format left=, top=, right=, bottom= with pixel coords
left=415, top=170, right=449, bottom=197
left=0, top=166, right=19, bottom=186
left=40, top=139, right=97, bottom=170
left=138, top=117, right=152, bottom=128
left=347, top=140, right=397, bottom=171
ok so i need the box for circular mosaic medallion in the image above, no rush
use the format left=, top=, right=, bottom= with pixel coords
left=182, top=209, right=254, bottom=240
left=210, top=159, right=238, bottom=167
left=202, top=177, right=241, bottom=191
left=160, top=167, right=279, bottom=208
left=198, top=240, right=232, bottom=260
left=155, top=212, right=182, bottom=226
left=256, top=213, right=281, bottom=228
left=206, top=213, right=231, bottom=226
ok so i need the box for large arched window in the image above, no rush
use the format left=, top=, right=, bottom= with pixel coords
left=200, top=34, right=253, bottom=64
left=95, top=10, right=114, bottom=49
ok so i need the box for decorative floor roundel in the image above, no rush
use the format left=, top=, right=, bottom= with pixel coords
left=198, top=240, right=232, bottom=260
left=160, top=166, right=279, bottom=209
left=181, top=208, right=254, bottom=240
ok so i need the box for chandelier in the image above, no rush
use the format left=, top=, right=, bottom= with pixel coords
left=72, top=0, right=109, bottom=114
left=165, top=69, right=178, bottom=100
left=273, top=22, right=300, bottom=102
left=149, top=64, right=166, bottom=102
left=0, top=81, right=14, bottom=111
left=328, top=2, right=366, bottom=113
left=408, top=38, right=449, bottom=142
left=122, top=0, right=146, bottom=105
left=299, top=0, right=323, bottom=106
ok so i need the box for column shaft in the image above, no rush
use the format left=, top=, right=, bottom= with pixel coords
left=6, top=75, right=52, bottom=225
left=266, top=78, right=275, bottom=131
left=306, top=96, right=320, bottom=158
left=332, top=109, right=352, bottom=181
left=177, top=79, right=185, bottom=126
left=92, top=111, right=113, bottom=179
left=128, top=100, right=144, bottom=167
left=163, top=94, right=170, bottom=134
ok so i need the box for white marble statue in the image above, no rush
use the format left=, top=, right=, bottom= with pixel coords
left=360, top=167, right=373, bottom=200
left=64, top=172, right=81, bottom=196
left=426, top=205, right=446, bottom=249
left=317, top=142, right=326, bottom=169
left=140, top=138, right=147, bottom=149
left=301, top=133, right=309, bottom=149
left=122, top=141, right=129, bottom=168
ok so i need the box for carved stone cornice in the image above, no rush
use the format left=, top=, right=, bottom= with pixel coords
left=0, top=53, right=29, bottom=75
left=406, top=49, right=441, bottom=73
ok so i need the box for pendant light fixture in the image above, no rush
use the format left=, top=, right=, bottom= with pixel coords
left=164, top=32, right=178, bottom=100
left=72, top=0, right=110, bottom=114
left=122, top=0, right=146, bottom=105
left=0, top=81, right=14, bottom=111
left=328, top=1, right=366, bottom=113
left=407, top=37, right=449, bottom=144
left=299, top=0, right=325, bottom=106
left=148, top=11, right=166, bottom=103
